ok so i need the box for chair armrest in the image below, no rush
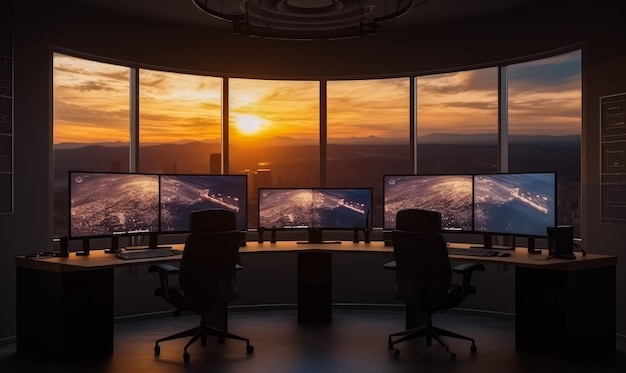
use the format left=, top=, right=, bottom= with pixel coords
left=148, top=263, right=179, bottom=301
left=452, top=263, right=485, bottom=298
left=452, top=262, right=485, bottom=276
left=148, top=263, right=180, bottom=275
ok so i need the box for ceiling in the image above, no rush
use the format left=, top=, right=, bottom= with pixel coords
left=67, top=0, right=541, bottom=31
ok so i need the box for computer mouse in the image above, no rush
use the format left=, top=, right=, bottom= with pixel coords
left=497, top=252, right=511, bottom=257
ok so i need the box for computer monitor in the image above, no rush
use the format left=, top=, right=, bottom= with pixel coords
left=160, top=174, right=248, bottom=232
left=473, top=172, right=557, bottom=237
left=383, top=175, right=473, bottom=231
left=68, top=171, right=160, bottom=239
left=258, top=188, right=373, bottom=230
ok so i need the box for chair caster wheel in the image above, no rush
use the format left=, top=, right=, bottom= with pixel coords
left=471, top=344, right=477, bottom=355
left=246, top=345, right=254, bottom=354
left=390, top=348, right=400, bottom=358
left=449, top=352, right=457, bottom=362
left=154, top=345, right=160, bottom=356
left=183, top=352, right=190, bottom=362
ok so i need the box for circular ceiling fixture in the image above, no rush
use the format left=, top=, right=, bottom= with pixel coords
left=192, top=0, right=429, bottom=40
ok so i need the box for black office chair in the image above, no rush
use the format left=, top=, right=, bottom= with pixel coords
left=388, top=209, right=484, bottom=361
left=148, top=209, right=253, bottom=362
left=395, top=208, right=442, bottom=232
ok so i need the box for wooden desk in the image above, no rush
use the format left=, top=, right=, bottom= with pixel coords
left=16, top=241, right=616, bottom=360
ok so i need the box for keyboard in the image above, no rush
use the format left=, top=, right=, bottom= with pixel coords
left=447, top=247, right=503, bottom=257
left=116, top=248, right=181, bottom=260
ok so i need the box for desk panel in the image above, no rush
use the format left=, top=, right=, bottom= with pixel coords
left=16, top=266, right=113, bottom=360
left=516, top=265, right=616, bottom=358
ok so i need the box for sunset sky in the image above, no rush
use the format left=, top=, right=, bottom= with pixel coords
left=52, top=50, right=581, bottom=145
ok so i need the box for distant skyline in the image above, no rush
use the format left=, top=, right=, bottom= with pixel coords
left=52, top=132, right=581, bottom=151
left=53, top=50, right=581, bottom=144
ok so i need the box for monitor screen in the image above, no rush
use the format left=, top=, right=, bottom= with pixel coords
left=258, top=188, right=373, bottom=229
left=69, top=172, right=160, bottom=238
left=473, top=172, right=556, bottom=237
left=160, top=174, right=248, bottom=232
left=383, top=175, right=473, bottom=231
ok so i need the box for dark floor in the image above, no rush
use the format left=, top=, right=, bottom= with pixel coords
left=1, top=308, right=625, bottom=373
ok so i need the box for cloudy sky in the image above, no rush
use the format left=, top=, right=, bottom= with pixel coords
left=52, top=49, right=580, bottom=144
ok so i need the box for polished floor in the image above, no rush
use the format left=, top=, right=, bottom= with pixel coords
left=1, top=308, right=625, bottom=373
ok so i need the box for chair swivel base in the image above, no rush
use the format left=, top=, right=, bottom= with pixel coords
left=388, top=319, right=477, bottom=361
left=154, top=320, right=253, bottom=362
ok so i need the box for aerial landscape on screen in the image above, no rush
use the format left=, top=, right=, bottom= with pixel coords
left=384, top=175, right=473, bottom=231
left=258, top=188, right=371, bottom=229
left=69, top=172, right=160, bottom=237
left=160, top=175, right=247, bottom=231
left=474, top=173, right=556, bottom=237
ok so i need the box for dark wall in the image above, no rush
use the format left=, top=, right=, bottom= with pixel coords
left=1, top=0, right=624, bottom=340
left=581, top=26, right=626, bottom=336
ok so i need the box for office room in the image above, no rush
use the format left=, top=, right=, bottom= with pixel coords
left=0, top=0, right=625, bottom=371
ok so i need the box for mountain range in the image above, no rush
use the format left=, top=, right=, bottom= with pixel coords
left=54, top=133, right=580, bottom=149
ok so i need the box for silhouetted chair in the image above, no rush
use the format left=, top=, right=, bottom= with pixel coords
left=395, top=208, right=442, bottom=232
left=388, top=209, right=484, bottom=361
left=148, top=209, right=253, bottom=362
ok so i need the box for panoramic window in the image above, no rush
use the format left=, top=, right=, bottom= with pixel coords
left=138, top=69, right=222, bottom=174
left=228, top=78, right=320, bottom=227
left=52, top=50, right=581, bottom=234
left=416, top=68, right=499, bottom=175
left=52, top=53, right=130, bottom=236
left=507, top=50, right=582, bottom=236
left=327, top=78, right=411, bottom=227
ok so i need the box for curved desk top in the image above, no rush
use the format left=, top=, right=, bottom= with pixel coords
left=16, top=241, right=616, bottom=273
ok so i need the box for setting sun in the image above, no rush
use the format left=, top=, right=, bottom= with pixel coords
left=234, top=114, right=265, bottom=134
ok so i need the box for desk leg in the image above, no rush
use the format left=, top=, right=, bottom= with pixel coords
left=298, top=252, right=332, bottom=323
left=515, top=265, right=616, bottom=359
left=17, top=267, right=114, bottom=361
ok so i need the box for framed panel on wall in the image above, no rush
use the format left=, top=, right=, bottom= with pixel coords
left=0, top=25, right=12, bottom=213
left=599, top=93, right=626, bottom=224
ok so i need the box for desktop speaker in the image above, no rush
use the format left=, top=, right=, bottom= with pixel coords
left=257, top=227, right=265, bottom=243
left=383, top=230, right=393, bottom=246
left=270, top=226, right=277, bottom=243
left=547, top=225, right=575, bottom=260
left=59, top=236, right=69, bottom=257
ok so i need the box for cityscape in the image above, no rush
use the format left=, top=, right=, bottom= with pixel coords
left=52, top=134, right=581, bottom=237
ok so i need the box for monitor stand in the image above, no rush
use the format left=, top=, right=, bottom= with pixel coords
left=76, top=238, right=90, bottom=256
left=469, top=233, right=515, bottom=250
left=527, top=237, right=541, bottom=254
left=104, top=235, right=121, bottom=254
left=297, top=228, right=341, bottom=245
left=122, top=234, right=172, bottom=251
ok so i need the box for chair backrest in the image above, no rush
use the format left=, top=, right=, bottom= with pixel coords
left=392, top=230, right=452, bottom=308
left=179, top=209, right=241, bottom=313
left=395, top=209, right=442, bottom=232
left=178, top=229, right=241, bottom=313
left=189, top=208, right=237, bottom=233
